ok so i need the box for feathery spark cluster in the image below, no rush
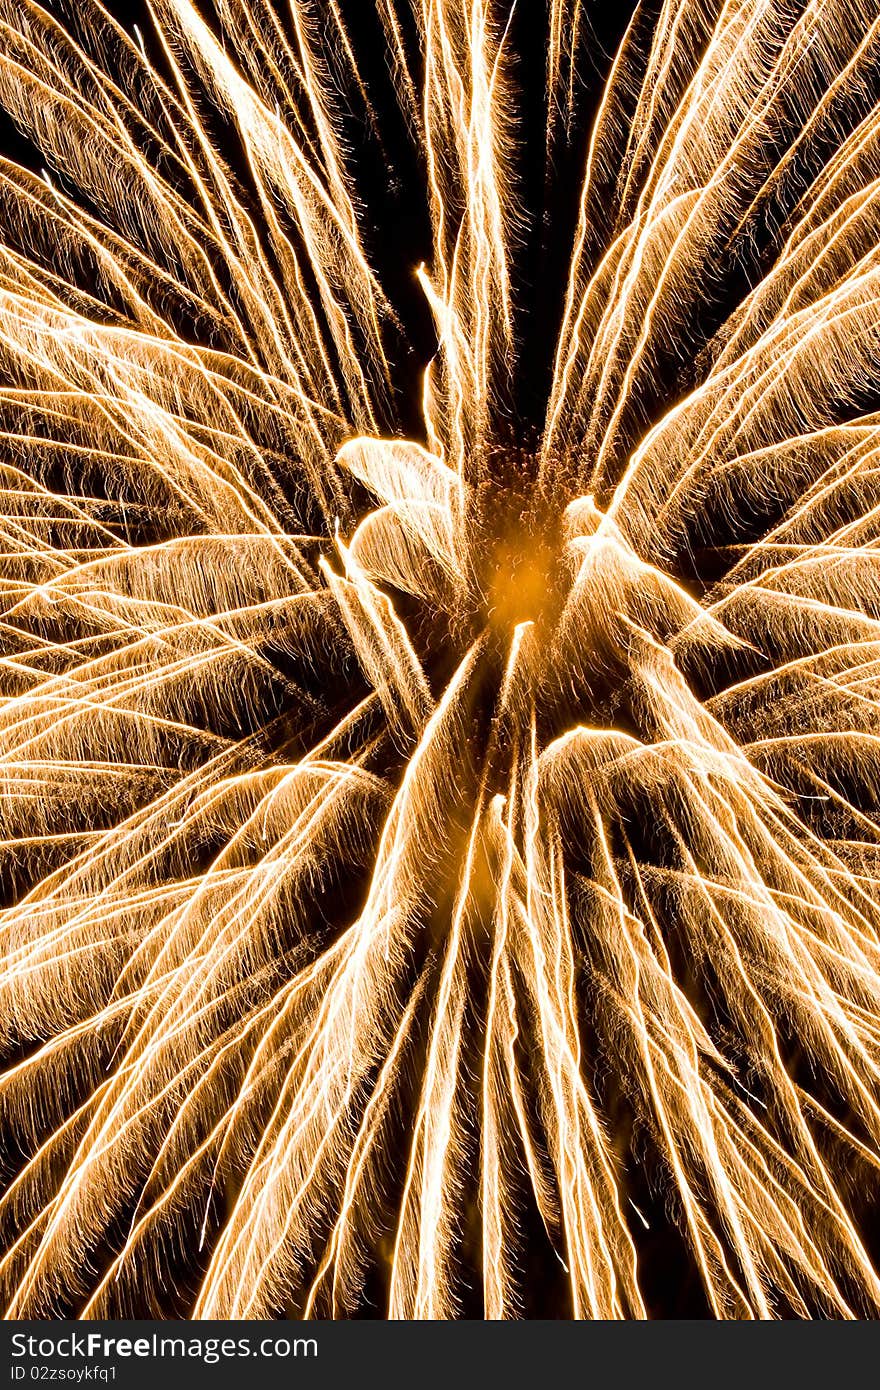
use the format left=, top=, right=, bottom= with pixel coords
left=2, top=0, right=880, bottom=1319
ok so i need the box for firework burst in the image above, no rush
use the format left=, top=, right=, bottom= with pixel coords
left=2, top=0, right=880, bottom=1320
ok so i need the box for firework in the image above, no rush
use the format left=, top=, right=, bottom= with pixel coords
left=2, top=0, right=880, bottom=1320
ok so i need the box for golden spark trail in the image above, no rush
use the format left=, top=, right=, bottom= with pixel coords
left=1, top=0, right=880, bottom=1320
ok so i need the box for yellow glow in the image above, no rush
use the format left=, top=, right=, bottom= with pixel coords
left=0, top=0, right=879, bottom=1323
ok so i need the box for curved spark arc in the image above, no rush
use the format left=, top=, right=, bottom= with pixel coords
left=1, top=0, right=880, bottom=1320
